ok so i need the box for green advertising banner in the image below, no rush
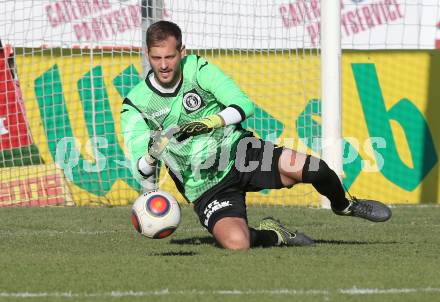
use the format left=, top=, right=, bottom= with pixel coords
left=13, top=51, right=439, bottom=205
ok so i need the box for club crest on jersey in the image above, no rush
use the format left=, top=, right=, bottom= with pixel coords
left=182, top=89, right=204, bottom=113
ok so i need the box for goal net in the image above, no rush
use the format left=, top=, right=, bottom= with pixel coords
left=0, top=0, right=438, bottom=207
left=0, top=0, right=322, bottom=207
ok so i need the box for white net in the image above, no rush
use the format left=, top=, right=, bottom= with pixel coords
left=0, top=0, right=145, bottom=206
left=163, top=1, right=322, bottom=206
left=0, top=0, right=321, bottom=207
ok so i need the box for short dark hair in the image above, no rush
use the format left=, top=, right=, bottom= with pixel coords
left=146, top=21, right=182, bottom=50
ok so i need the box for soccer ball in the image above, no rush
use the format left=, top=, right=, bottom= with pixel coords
left=131, top=190, right=181, bottom=239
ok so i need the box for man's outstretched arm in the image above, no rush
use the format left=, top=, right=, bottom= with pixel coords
left=120, top=98, right=155, bottom=179
left=176, top=57, right=254, bottom=140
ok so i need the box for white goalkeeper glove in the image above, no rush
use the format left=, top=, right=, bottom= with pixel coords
left=144, top=127, right=179, bottom=164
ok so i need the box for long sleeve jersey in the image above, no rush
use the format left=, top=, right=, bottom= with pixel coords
left=121, top=54, right=254, bottom=202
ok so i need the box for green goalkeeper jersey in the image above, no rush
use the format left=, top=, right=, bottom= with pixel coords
left=121, top=54, right=254, bottom=202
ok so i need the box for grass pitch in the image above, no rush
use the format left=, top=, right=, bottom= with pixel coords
left=0, top=205, right=439, bottom=302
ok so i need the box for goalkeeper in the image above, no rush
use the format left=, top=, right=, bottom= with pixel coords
left=121, top=21, right=391, bottom=250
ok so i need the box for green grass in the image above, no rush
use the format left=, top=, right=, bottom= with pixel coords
left=0, top=205, right=439, bottom=302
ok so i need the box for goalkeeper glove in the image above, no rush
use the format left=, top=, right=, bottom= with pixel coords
left=144, top=127, right=179, bottom=164
left=175, top=114, right=225, bottom=142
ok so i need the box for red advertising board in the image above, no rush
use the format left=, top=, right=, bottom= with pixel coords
left=437, top=22, right=440, bottom=49
left=0, top=164, right=72, bottom=207
left=0, top=47, right=33, bottom=150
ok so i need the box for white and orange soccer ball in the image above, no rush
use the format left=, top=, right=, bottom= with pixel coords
left=131, top=190, right=181, bottom=239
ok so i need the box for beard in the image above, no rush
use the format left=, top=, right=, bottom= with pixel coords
left=153, top=69, right=181, bottom=88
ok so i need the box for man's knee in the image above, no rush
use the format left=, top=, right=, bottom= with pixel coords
left=212, top=217, right=250, bottom=250
left=220, top=231, right=250, bottom=250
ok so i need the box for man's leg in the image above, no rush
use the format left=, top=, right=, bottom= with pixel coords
left=194, top=188, right=281, bottom=249
left=278, top=149, right=391, bottom=222
left=211, top=217, right=311, bottom=249
left=278, top=149, right=350, bottom=211
left=212, top=217, right=251, bottom=250
left=211, top=217, right=280, bottom=249
left=277, top=148, right=391, bottom=222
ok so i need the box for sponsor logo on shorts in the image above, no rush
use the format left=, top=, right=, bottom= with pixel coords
left=203, top=199, right=231, bottom=226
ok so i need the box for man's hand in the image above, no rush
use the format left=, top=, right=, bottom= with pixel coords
left=145, top=127, right=179, bottom=164
left=175, top=114, right=224, bottom=142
